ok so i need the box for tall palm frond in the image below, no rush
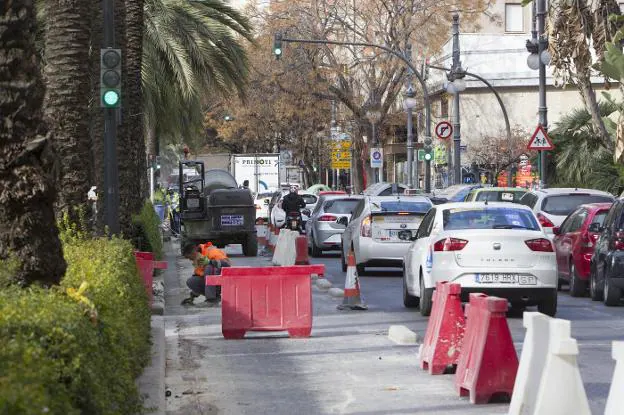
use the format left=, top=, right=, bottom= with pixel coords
left=142, top=0, right=254, bottom=147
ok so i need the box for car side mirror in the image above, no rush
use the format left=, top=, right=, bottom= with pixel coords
left=552, top=226, right=561, bottom=235
left=336, top=216, right=349, bottom=227
left=264, top=199, right=270, bottom=205
left=302, top=209, right=311, bottom=216
left=588, top=223, right=603, bottom=233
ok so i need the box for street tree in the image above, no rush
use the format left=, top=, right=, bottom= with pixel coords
left=523, top=0, right=622, bottom=150
left=43, top=0, right=92, bottom=220
left=267, top=0, right=487, bottom=192
left=0, top=0, right=66, bottom=286
left=467, top=128, right=534, bottom=180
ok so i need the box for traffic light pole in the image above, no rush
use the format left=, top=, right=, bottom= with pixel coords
left=103, top=0, right=119, bottom=234
left=277, top=35, right=434, bottom=193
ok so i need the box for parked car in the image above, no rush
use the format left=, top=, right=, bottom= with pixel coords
left=361, top=182, right=408, bottom=196
left=402, top=202, right=558, bottom=317
left=270, top=191, right=318, bottom=230
left=305, top=195, right=363, bottom=257
left=254, top=191, right=275, bottom=223
left=464, top=187, right=528, bottom=203
left=339, top=195, right=433, bottom=274
left=519, top=188, right=615, bottom=239
left=553, top=203, right=612, bottom=296
left=590, top=198, right=624, bottom=305
left=431, top=184, right=483, bottom=203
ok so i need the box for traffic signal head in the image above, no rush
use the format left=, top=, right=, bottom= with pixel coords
left=424, top=144, right=433, bottom=162
left=100, top=49, right=121, bottom=108
left=273, top=33, right=282, bottom=60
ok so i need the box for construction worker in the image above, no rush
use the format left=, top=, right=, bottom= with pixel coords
left=181, top=242, right=231, bottom=306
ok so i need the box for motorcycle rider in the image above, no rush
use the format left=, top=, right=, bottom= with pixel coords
left=281, top=185, right=306, bottom=229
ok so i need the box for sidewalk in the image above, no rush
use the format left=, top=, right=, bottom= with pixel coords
left=139, top=240, right=509, bottom=415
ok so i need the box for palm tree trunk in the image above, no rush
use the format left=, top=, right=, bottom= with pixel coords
left=43, top=0, right=93, bottom=221
left=577, top=71, right=612, bottom=149
left=0, top=0, right=66, bottom=286
left=125, top=0, right=147, bottom=201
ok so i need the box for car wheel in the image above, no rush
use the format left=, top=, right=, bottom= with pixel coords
left=242, top=234, right=258, bottom=257
left=603, top=277, right=621, bottom=306
left=537, top=289, right=558, bottom=317
left=340, top=248, right=347, bottom=272
left=310, top=234, right=322, bottom=257
left=569, top=261, right=587, bottom=298
left=590, top=263, right=604, bottom=301
left=402, top=267, right=420, bottom=308
left=419, top=273, right=433, bottom=317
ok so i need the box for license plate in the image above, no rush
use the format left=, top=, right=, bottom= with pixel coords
left=221, top=215, right=244, bottom=226
left=476, top=274, right=537, bottom=285
left=389, top=229, right=412, bottom=240
left=187, top=198, right=199, bottom=208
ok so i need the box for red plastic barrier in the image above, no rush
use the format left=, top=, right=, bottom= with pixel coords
left=455, top=294, right=518, bottom=404
left=420, top=281, right=466, bottom=374
left=133, top=251, right=168, bottom=304
left=295, top=236, right=310, bottom=265
left=206, top=265, right=325, bottom=339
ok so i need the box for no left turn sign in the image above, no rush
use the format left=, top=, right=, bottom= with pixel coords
left=435, top=121, right=453, bottom=140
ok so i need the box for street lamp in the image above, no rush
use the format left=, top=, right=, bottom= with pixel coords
left=403, top=86, right=418, bottom=188
left=526, top=0, right=549, bottom=188
left=446, top=13, right=465, bottom=185
left=366, top=108, right=382, bottom=183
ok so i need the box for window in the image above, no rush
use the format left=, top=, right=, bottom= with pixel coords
left=541, top=194, right=615, bottom=216
left=519, top=193, right=538, bottom=208
left=442, top=207, right=540, bottom=231
left=418, top=209, right=436, bottom=238
left=324, top=199, right=361, bottom=214
left=620, top=3, right=624, bottom=13
left=505, top=4, right=523, bottom=32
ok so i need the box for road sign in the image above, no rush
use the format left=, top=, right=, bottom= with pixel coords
left=435, top=121, right=453, bottom=140
left=417, top=149, right=425, bottom=161
left=527, top=125, right=554, bottom=150
left=331, top=160, right=351, bottom=169
left=370, top=147, right=383, bottom=168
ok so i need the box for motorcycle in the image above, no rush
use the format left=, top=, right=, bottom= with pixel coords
left=285, top=211, right=303, bottom=233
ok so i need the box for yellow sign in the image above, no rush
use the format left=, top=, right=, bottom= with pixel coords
left=331, top=160, right=351, bottom=169
left=332, top=151, right=351, bottom=161
left=331, top=140, right=352, bottom=151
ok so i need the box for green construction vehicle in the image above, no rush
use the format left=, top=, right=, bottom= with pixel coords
left=179, top=160, right=257, bottom=256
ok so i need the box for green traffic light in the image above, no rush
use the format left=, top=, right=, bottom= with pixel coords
left=424, top=153, right=432, bottom=161
left=103, top=90, right=120, bottom=107
left=274, top=48, right=282, bottom=56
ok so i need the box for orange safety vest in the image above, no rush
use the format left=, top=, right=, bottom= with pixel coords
left=193, top=243, right=229, bottom=275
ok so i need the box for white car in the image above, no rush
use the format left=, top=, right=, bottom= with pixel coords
left=402, top=202, right=558, bottom=317
left=270, top=192, right=319, bottom=230
left=518, top=188, right=614, bottom=239
left=254, top=191, right=275, bottom=223
left=339, top=196, right=433, bottom=274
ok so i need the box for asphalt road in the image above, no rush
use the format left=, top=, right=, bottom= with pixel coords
left=162, top=242, right=623, bottom=414
left=313, top=250, right=624, bottom=415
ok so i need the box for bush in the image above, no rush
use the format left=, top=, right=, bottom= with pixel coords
left=132, top=200, right=164, bottom=260
left=0, top=234, right=151, bottom=414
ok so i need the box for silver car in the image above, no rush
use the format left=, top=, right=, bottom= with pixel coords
left=305, top=195, right=363, bottom=257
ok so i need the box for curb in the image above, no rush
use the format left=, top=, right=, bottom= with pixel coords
left=137, top=316, right=165, bottom=414
left=388, top=325, right=419, bottom=345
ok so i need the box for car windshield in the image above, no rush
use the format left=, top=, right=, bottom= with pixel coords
left=442, top=207, right=540, bottom=230
left=372, top=201, right=432, bottom=213
left=542, top=194, right=614, bottom=216
left=324, top=199, right=360, bottom=214
left=256, top=192, right=273, bottom=199
left=475, top=190, right=526, bottom=203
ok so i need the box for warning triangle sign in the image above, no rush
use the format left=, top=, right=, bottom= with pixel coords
left=527, top=125, right=554, bottom=150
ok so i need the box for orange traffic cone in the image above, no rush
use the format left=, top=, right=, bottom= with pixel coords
left=337, top=250, right=368, bottom=310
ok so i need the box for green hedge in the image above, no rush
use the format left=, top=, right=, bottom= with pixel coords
left=132, top=200, right=164, bottom=260
left=0, top=235, right=151, bottom=414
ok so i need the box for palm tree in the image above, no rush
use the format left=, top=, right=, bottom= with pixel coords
left=42, top=0, right=93, bottom=219
left=142, top=0, right=254, bottom=154
left=549, top=101, right=624, bottom=194
left=0, top=1, right=66, bottom=286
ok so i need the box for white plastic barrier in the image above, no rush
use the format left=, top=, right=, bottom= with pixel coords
left=508, top=312, right=551, bottom=415
left=533, top=318, right=591, bottom=415
left=605, top=341, right=624, bottom=415
left=271, top=229, right=290, bottom=265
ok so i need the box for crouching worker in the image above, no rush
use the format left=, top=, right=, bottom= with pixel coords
left=181, top=242, right=231, bottom=306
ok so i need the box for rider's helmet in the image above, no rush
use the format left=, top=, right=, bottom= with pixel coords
left=289, top=185, right=298, bottom=194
